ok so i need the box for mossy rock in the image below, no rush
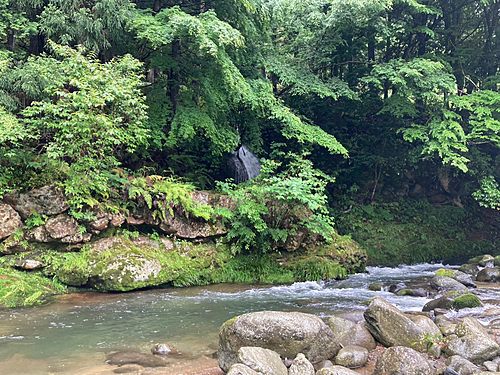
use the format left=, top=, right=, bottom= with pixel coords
left=494, top=256, right=500, bottom=267
left=396, top=289, right=415, bottom=296
left=468, top=255, right=484, bottom=264
left=451, top=293, right=482, bottom=310
left=435, top=268, right=456, bottom=278
left=369, top=282, right=383, bottom=291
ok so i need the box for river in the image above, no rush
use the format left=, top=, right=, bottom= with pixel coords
left=1, top=263, right=498, bottom=374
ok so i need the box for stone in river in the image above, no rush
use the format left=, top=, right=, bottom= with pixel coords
left=106, top=351, right=168, bottom=367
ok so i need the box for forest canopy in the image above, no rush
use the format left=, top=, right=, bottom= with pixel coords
left=0, top=0, right=500, bottom=214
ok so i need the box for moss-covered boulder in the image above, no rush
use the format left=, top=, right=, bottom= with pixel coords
left=451, top=294, right=482, bottom=310
left=435, top=268, right=476, bottom=288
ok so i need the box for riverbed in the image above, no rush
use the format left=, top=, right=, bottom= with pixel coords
left=1, top=263, right=498, bottom=375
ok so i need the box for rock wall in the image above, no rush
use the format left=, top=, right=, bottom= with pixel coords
left=0, top=184, right=367, bottom=295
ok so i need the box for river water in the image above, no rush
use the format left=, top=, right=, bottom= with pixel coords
left=0, top=263, right=498, bottom=374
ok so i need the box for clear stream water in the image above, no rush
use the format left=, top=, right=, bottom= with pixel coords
left=1, top=263, right=499, bottom=375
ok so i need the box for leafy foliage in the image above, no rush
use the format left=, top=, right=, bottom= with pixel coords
left=21, top=41, right=149, bottom=209
left=217, top=154, right=335, bottom=254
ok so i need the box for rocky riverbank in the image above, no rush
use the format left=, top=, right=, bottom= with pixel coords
left=0, top=184, right=367, bottom=307
left=212, top=255, right=500, bottom=375
left=93, top=255, right=500, bottom=374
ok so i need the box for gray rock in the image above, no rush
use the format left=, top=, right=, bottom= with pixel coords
left=364, top=296, right=440, bottom=350
left=445, top=355, right=480, bottom=375
left=328, top=316, right=356, bottom=337
left=476, top=267, right=500, bottom=282
left=227, top=364, right=259, bottom=375
left=459, top=264, right=479, bottom=276
left=289, top=353, right=314, bottom=375
left=434, top=315, right=454, bottom=328
left=3, top=185, right=69, bottom=219
left=373, top=346, right=436, bottom=375
left=316, top=365, right=360, bottom=375
left=14, top=258, right=43, bottom=270
left=443, top=317, right=500, bottom=364
left=339, top=323, right=377, bottom=351
left=106, top=351, right=168, bottom=367
left=337, top=311, right=365, bottom=324
left=388, top=282, right=407, bottom=294
left=0, top=203, right=22, bottom=241
left=430, top=276, right=467, bottom=292
left=238, top=347, right=287, bottom=375
left=151, top=343, right=180, bottom=356
left=440, top=324, right=456, bottom=337
left=454, top=272, right=476, bottom=288
left=218, top=311, right=340, bottom=372
left=479, top=255, right=495, bottom=267
left=334, top=345, right=369, bottom=368
left=423, top=295, right=454, bottom=311
left=483, top=358, right=500, bottom=372
left=315, top=360, right=334, bottom=370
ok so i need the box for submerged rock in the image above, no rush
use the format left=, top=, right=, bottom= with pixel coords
left=106, top=351, right=168, bottom=367
left=218, top=311, right=340, bottom=372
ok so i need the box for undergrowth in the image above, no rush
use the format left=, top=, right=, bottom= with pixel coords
left=333, top=198, right=496, bottom=265
left=0, top=266, right=67, bottom=307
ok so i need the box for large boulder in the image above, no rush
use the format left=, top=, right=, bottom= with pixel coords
left=218, top=311, right=340, bottom=372
left=373, top=346, right=435, bottom=375
left=3, top=185, right=69, bottom=219
left=430, top=276, right=467, bottom=292
left=238, top=347, right=288, bottom=375
left=364, top=297, right=440, bottom=349
left=435, top=269, right=476, bottom=288
left=443, top=317, right=499, bottom=364
left=0, top=203, right=22, bottom=240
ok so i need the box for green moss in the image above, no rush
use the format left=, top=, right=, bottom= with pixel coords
left=0, top=266, right=67, bottom=307
left=396, top=289, right=415, bottom=296
left=451, top=293, right=482, bottom=310
left=369, top=282, right=383, bottom=291
left=468, top=255, right=484, bottom=264
left=435, top=269, right=456, bottom=278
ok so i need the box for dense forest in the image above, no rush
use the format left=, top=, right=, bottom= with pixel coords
left=1, top=0, right=500, bottom=275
